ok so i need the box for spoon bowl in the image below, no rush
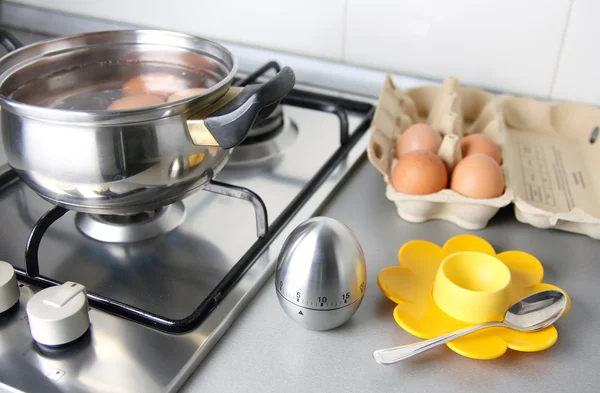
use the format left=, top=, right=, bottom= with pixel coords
left=373, top=290, right=568, bottom=365
left=504, top=290, right=567, bottom=331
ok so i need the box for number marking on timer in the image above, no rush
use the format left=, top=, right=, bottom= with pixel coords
left=342, top=292, right=350, bottom=304
left=279, top=285, right=359, bottom=310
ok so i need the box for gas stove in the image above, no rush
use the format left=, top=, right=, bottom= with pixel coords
left=0, top=27, right=375, bottom=393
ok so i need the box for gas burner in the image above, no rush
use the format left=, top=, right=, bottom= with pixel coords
left=229, top=107, right=298, bottom=165
left=75, top=201, right=186, bottom=243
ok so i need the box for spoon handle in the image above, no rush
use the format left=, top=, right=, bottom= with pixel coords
left=373, top=321, right=503, bottom=364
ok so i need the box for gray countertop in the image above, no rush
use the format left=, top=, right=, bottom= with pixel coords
left=181, top=154, right=599, bottom=393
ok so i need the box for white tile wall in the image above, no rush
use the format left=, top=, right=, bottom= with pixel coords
left=7, top=0, right=600, bottom=106
left=551, top=0, right=600, bottom=105
left=8, top=0, right=347, bottom=61
left=344, top=0, right=571, bottom=98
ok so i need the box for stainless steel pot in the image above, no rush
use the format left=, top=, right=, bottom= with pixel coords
left=0, top=29, right=295, bottom=214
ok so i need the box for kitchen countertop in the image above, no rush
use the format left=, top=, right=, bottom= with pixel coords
left=181, top=153, right=598, bottom=393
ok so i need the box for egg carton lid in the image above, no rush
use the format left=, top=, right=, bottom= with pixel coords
left=498, top=95, right=600, bottom=226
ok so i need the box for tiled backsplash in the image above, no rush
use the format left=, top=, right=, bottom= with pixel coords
left=7, top=0, right=599, bottom=106
left=345, top=0, right=571, bottom=99
left=551, top=0, right=599, bottom=106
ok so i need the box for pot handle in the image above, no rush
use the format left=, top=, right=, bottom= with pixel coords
left=0, top=29, right=24, bottom=52
left=187, top=66, right=295, bottom=149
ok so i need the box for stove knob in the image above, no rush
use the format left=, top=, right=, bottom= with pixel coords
left=0, top=261, right=19, bottom=313
left=26, top=282, right=90, bottom=346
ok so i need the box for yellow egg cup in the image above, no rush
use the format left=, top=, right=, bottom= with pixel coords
left=433, top=252, right=512, bottom=324
left=377, top=234, right=571, bottom=360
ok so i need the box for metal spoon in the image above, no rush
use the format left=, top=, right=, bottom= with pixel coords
left=373, top=289, right=568, bottom=364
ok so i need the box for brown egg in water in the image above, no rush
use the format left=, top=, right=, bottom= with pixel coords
left=396, top=123, right=442, bottom=158
left=450, top=153, right=505, bottom=199
left=106, top=95, right=165, bottom=110
left=167, top=88, right=207, bottom=102
left=460, top=133, right=502, bottom=164
left=122, top=72, right=189, bottom=98
left=392, top=150, right=448, bottom=195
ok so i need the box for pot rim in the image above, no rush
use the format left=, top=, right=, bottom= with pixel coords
left=0, top=29, right=238, bottom=125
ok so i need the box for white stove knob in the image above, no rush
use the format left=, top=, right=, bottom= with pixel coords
left=26, top=281, right=90, bottom=346
left=0, top=261, right=19, bottom=313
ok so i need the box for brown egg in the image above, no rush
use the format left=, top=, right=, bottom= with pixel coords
left=396, top=123, right=442, bottom=158
left=122, top=72, right=189, bottom=98
left=460, top=134, right=502, bottom=164
left=392, top=150, right=448, bottom=195
left=450, top=153, right=505, bottom=198
left=106, top=95, right=165, bottom=110
left=167, top=88, right=207, bottom=102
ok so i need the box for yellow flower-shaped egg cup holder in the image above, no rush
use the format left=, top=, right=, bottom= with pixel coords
left=377, top=234, right=571, bottom=360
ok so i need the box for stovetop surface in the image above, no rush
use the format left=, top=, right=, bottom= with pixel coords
left=0, top=105, right=360, bottom=318
left=0, top=78, right=371, bottom=392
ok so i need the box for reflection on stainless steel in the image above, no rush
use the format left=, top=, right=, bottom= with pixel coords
left=75, top=202, right=186, bottom=243
left=5, top=111, right=230, bottom=215
left=0, top=74, right=372, bottom=393
left=228, top=116, right=299, bottom=165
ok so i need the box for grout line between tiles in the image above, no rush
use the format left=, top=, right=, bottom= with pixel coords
left=549, top=0, right=575, bottom=99
left=340, top=0, right=348, bottom=61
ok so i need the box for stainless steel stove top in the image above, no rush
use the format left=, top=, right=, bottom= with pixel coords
left=0, top=27, right=375, bottom=392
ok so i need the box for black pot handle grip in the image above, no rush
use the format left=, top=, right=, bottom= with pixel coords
left=203, top=66, right=295, bottom=149
left=0, top=29, right=24, bottom=52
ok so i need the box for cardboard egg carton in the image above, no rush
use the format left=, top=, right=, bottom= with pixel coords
left=367, top=75, right=512, bottom=230
left=368, top=74, right=600, bottom=239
